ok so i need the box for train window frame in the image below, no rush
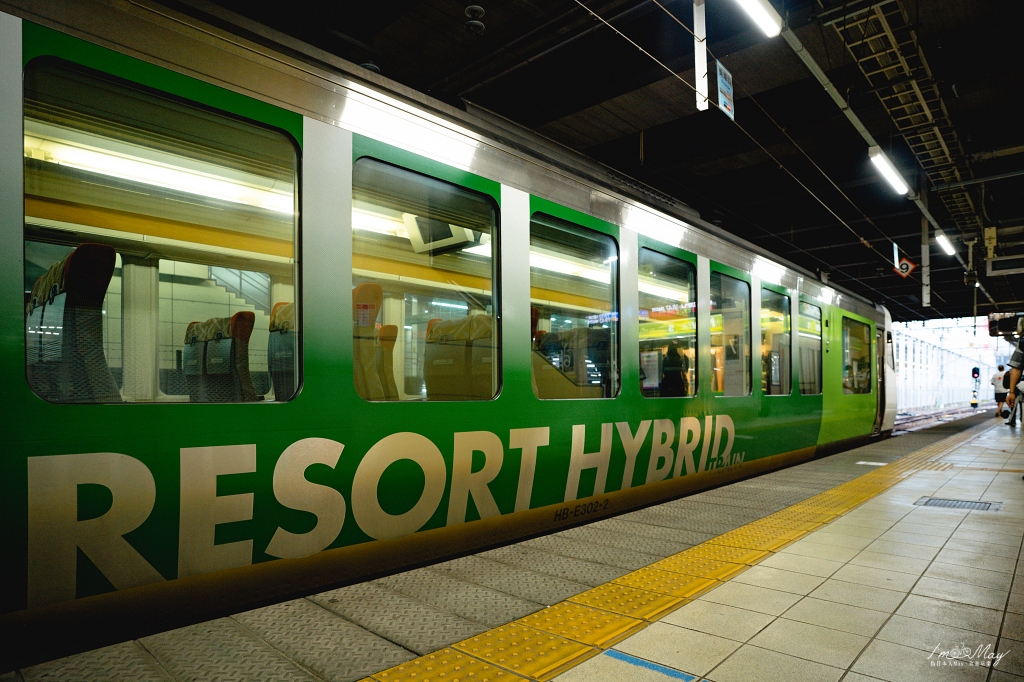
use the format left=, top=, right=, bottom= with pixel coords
left=637, top=244, right=697, bottom=400
left=798, top=299, right=823, bottom=396
left=841, top=316, right=873, bottom=395
left=21, top=51, right=303, bottom=406
left=528, top=198, right=621, bottom=401
left=709, top=267, right=752, bottom=398
left=760, top=285, right=792, bottom=397
left=350, top=139, right=502, bottom=403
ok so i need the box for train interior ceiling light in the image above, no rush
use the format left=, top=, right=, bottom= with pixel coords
left=353, top=205, right=689, bottom=299
left=23, top=120, right=294, bottom=214
left=732, top=0, right=783, bottom=38
left=868, top=146, right=910, bottom=196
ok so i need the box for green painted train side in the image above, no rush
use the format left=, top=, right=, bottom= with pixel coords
left=0, top=17, right=882, bottom=667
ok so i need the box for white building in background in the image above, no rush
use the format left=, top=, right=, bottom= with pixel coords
left=892, top=317, right=1009, bottom=414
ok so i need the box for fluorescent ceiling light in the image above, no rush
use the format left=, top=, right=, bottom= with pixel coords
left=24, top=120, right=293, bottom=214
left=463, top=244, right=491, bottom=256
left=936, top=233, right=956, bottom=255
left=639, top=278, right=689, bottom=302
left=868, top=146, right=909, bottom=195
left=352, top=209, right=409, bottom=237
left=732, top=0, right=782, bottom=37
left=351, top=214, right=614, bottom=284
left=530, top=251, right=610, bottom=283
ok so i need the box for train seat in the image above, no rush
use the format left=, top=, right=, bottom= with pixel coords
left=353, top=283, right=384, bottom=400
left=25, top=243, right=121, bottom=403
left=268, top=302, right=296, bottom=400
left=183, top=311, right=257, bottom=402
left=424, top=314, right=493, bottom=400
left=375, top=324, right=400, bottom=400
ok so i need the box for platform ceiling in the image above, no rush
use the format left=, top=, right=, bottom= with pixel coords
left=173, top=0, right=1022, bottom=321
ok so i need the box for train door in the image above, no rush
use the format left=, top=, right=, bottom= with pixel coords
left=873, top=308, right=897, bottom=434
left=873, top=327, right=886, bottom=434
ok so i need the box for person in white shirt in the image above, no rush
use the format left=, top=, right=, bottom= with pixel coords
left=993, top=365, right=1008, bottom=418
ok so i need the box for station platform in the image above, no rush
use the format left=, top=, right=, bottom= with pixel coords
left=9, top=413, right=1023, bottom=682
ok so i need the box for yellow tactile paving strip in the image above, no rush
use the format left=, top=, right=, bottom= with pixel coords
left=364, top=421, right=996, bottom=682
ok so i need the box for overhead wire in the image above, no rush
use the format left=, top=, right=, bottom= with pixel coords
left=570, top=0, right=935, bottom=305
left=650, top=0, right=914, bottom=264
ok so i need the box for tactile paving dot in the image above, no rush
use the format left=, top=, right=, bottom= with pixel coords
left=672, top=544, right=769, bottom=565
left=707, top=527, right=806, bottom=551
left=373, top=649, right=527, bottom=682
left=516, top=602, right=645, bottom=648
left=764, top=510, right=835, bottom=524
left=568, top=583, right=684, bottom=621
left=652, top=555, right=747, bottom=581
left=452, top=624, right=596, bottom=681
left=613, top=568, right=717, bottom=599
left=749, top=518, right=822, bottom=532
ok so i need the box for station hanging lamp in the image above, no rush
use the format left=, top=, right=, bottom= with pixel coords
left=868, top=146, right=909, bottom=195
left=731, top=0, right=782, bottom=37
left=936, top=233, right=957, bottom=256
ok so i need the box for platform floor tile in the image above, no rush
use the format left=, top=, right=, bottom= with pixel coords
left=554, top=525, right=693, bottom=558
left=453, top=624, right=597, bottom=681
left=553, top=651, right=698, bottom=682
left=569, top=583, right=685, bottom=621
left=310, top=582, right=486, bottom=656
left=233, top=598, right=416, bottom=681
left=20, top=642, right=172, bottom=682
left=703, top=645, right=844, bottom=682
left=376, top=569, right=544, bottom=628
left=481, top=545, right=629, bottom=587
left=516, top=602, right=645, bottom=648
left=522, top=535, right=663, bottom=570
left=431, top=555, right=591, bottom=607
left=612, top=622, right=740, bottom=678
left=140, top=618, right=317, bottom=681
left=659, top=600, right=774, bottom=643
left=746, top=617, right=869, bottom=668
left=850, top=639, right=989, bottom=682
left=372, top=648, right=528, bottom=682
left=779, top=596, right=889, bottom=637
left=588, top=518, right=714, bottom=546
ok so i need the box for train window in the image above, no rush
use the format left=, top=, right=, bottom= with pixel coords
left=351, top=158, right=498, bottom=401
left=23, top=60, right=298, bottom=404
left=842, top=317, right=872, bottom=394
left=760, top=289, right=791, bottom=396
left=710, top=272, right=750, bottom=396
left=798, top=302, right=822, bottom=395
left=530, top=213, right=618, bottom=399
left=638, top=248, right=695, bottom=398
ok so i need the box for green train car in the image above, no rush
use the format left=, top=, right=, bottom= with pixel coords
left=0, top=2, right=896, bottom=669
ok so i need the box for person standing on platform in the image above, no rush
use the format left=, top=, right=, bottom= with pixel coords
left=1005, top=322, right=1024, bottom=428
left=994, top=365, right=1008, bottom=418
left=660, top=344, right=688, bottom=397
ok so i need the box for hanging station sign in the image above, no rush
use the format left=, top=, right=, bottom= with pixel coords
left=717, top=60, right=735, bottom=121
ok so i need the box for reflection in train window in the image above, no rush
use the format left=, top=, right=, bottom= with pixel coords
left=842, top=317, right=872, bottom=394
left=710, top=272, right=750, bottom=396
left=351, top=158, right=498, bottom=401
left=798, top=302, right=822, bottom=395
left=638, top=248, right=695, bottom=398
left=530, top=214, right=618, bottom=399
left=23, top=59, right=298, bottom=403
left=761, top=288, right=791, bottom=395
